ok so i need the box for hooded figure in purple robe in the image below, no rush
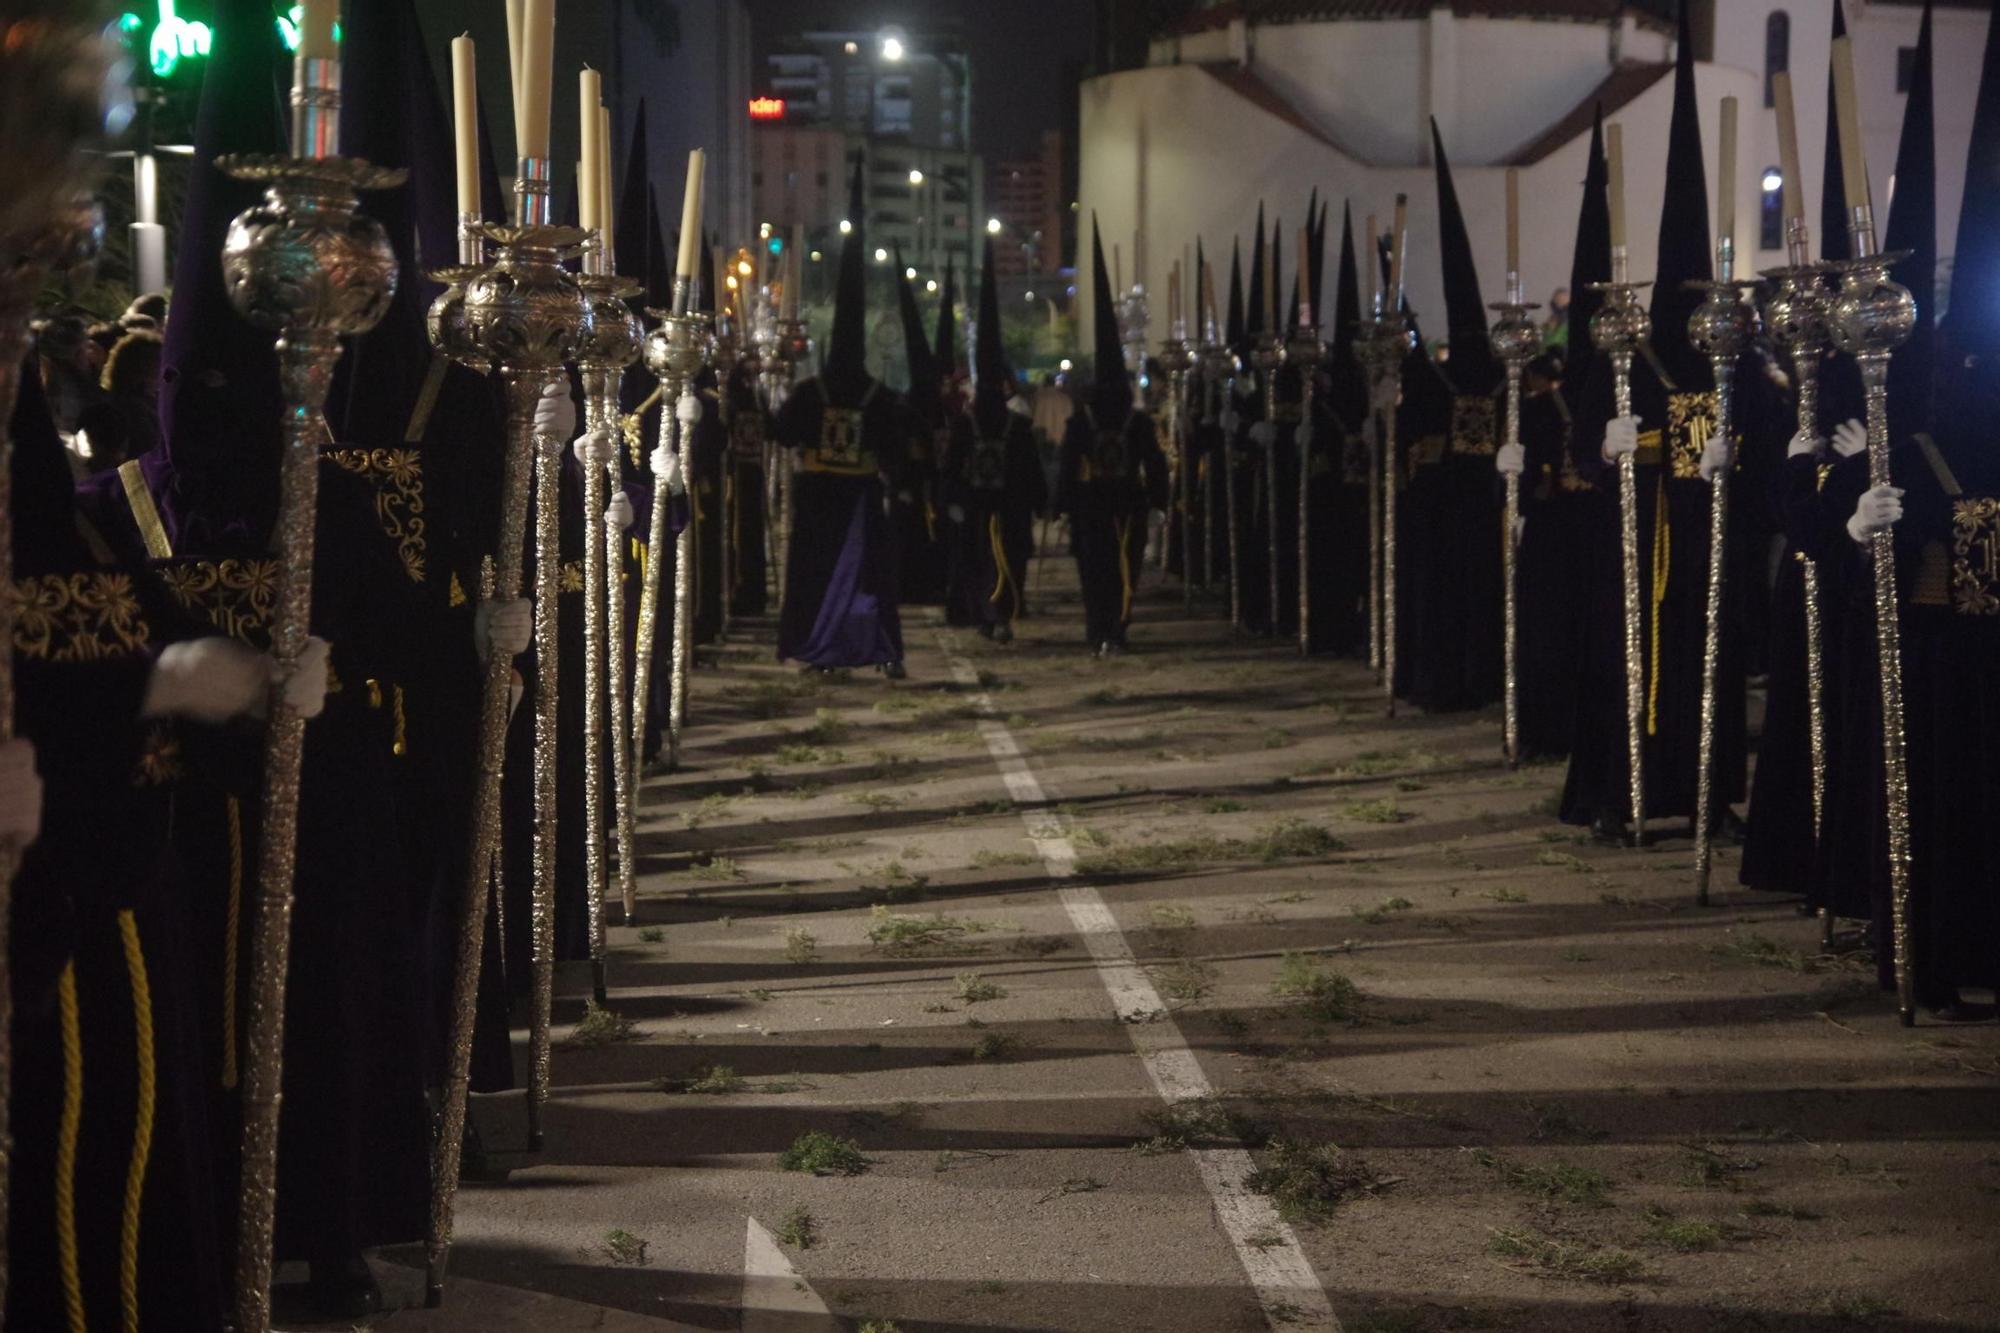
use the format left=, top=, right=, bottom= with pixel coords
left=774, top=155, right=908, bottom=674
left=941, top=239, right=1048, bottom=641
left=893, top=246, right=950, bottom=608
left=1055, top=218, right=1169, bottom=655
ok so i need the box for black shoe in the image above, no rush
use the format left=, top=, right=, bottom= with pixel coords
left=1589, top=811, right=1629, bottom=848
left=305, top=1253, right=383, bottom=1320
left=992, top=623, right=1014, bottom=645
left=1713, top=808, right=1750, bottom=845
left=977, top=622, right=996, bottom=639
left=883, top=661, right=908, bottom=680
left=1927, top=989, right=1997, bottom=1023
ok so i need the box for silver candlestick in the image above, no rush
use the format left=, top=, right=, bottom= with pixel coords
left=1288, top=324, right=1329, bottom=657
left=1588, top=258, right=1653, bottom=845
left=1489, top=283, right=1542, bottom=768
left=1685, top=241, right=1758, bottom=906
left=222, top=53, right=404, bottom=1333
left=424, top=165, right=589, bottom=1302
left=1828, top=205, right=1918, bottom=1025
left=1199, top=338, right=1242, bottom=624
left=1357, top=310, right=1413, bottom=715
left=1250, top=332, right=1287, bottom=637
left=1159, top=335, right=1195, bottom=614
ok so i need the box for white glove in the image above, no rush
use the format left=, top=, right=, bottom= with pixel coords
left=1698, top=437, right=1733, bottom=482
left=277, top=637, right=331, bottom=720
left=675, top=391, right=702, bottom=426
left=946, top=503, right=966, bottom=524
left=1496, top=442, right=1525, bottom=477
left=143, top=636, right=331, bottom=723
left=652, top=443, right=684, bottom=495
left=1786, top=429, right=1825, bottom=460
left=1832, top=418, right=1867, bottom=459
left=1218, top=408, right=1241, bottom=435
left=572, top=427, right=616, bottom=469
left=1848, top=484, right=1903, bottom=544
left=1248, top=420, right=1276, bottom=448
left=532, top=379, right=576, bottom=442
left=0, top=739, right=43, bottom=847
left=607, top=491, right=635, bottom=532
left=475, top=597, right=532, bottom=661
left=1602, top=414, right=1640, bottom=461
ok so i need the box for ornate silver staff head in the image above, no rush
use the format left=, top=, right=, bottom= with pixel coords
left=576, top=273, right=645, bottom=373
left=1587, top=281, right=1653, bottom=357
left=1760, top=263, right=1831, bottom=355
left=1829, top=254, right=1917, bottom=361
left=220, top=157, right=404, bottom=352
left=458, top=223, right=591, bottom=375
left=1487, top=302, right=1542, bottom=369
left=1685, top=278, right=1757, bottom=365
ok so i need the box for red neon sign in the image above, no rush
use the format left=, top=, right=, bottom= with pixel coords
left=748, top=97, right=786, bottom=121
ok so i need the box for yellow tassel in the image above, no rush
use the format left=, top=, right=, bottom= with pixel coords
left=392, top=684, right=408, bottom=758
left=57, top=961, right=86, bottom=1333
left=222, top=797, right=242, bottom=1091
left=988, top=512, right=1017, bottom=616
left=1115, top=516, right=1134, bottom=624
left=1648, top=476, right=1669, bottom=737
left=117, top=911, right=155, bottom=1333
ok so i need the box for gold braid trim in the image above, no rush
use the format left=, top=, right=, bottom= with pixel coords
left=57, top=961, right=85, bottom=1333
left=221, top=797, right=242, bottom=1090
left=117, top=460, right=172, bottom=559
left=117, top=910, right=155, bottom=1333
left=325, top=446, right=427, bottom=584
left=10, top=573, right=153, bottom=662
left=1648, top=476, right=1668, bottom=736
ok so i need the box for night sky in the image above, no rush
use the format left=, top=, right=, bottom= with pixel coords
left=744, top=0, right=1096, bottom=161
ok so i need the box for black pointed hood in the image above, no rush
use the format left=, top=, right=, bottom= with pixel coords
left=975, top=237, right=1011, bottom=434
left=1246, top=204, right=1266, bottom=341
left=1226, top=239, right=1245, bottom=348
left=933, top=258, right=958, bottom=380
left=1431, top=118, right=1496, bottom=386
left=1308, top=195, right=1328, bottom=326
left=699, top=240, right=717, bottom=316
left=1269, top=214, right=1284, bottom=337
left=1090, top=215, right=1132, bottom=421
left=1567, top=108, right=1613, bottom=379
left=1329, top=203, right=1369, bottom=428
left=1821, top=0, right=1854, bottom=264
left=1945, top=0, right=2000, bottom=362
left=1649, top=0, right=1713, bottom=387
left=158, top=0, right=285, bottom=512
left=645, top=186, right=671, bottom=314
left=894, top=245, right=937, bottom=406
left=1884, top=0, right=1936, bottom=440
left=825, top=151, right=870, bottom=396
left=327, top=0, right=469, bottom=450
left=616, top=102, right=655, bottom=294
left=1195, top=237, right=1210, bottom=340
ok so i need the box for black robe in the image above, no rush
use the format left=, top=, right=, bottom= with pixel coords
left=1515, top=384, right=1595, bottom=758
left=1054, top=405, right=1169, bottom=648
left=942, top=408, right=1048, bottom=633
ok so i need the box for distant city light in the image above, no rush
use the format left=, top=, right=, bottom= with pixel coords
left=985, top=217, right=1003, bottom=235
left=908, top=168, right=925, bottom=186
left=747, top=97, right=785, bottom=122
left=838, top=219, right=852, bottom=235
left=759, top=222, right=773, bottom=238
left=905, top=266, right=918, bottom=280
left=881, top=34, right=905, bottom=61
left=926, top=279, right=939, bottom=293
left=811, top=250, right=824, bottom=262
left=1059, top=359, right=1073, bottom=372
left=843, top=40, right=859, bottom=55
left=1761, top=168, right=1784, bottom=193
left=874, top=247, right=889, bottom=263
left=737, top=260, right=753, bottom=277
left=1024, top=291, right=1035, bottom=301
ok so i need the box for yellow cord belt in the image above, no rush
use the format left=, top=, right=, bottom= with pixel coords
left=118, top=910, right=155, bottom=1333
left=57, top=961, right=85, bottom=1333
left=987, top=513, right=1019, bottom=618
left=1648, top=476, right=1669, bottom=737
left=1115, top=516, right=1134, bottom=624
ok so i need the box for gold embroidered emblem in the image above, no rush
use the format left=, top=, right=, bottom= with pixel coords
left=559, top=559, right=585, bottom=595
left=134, top=724, right=185, bottom=786
left=156, top=558, right=280, bottom=647
left=1665, top=391, right=1722, bottom=480
left=1450, top=396, right=1497, bottom=457
left=1949, top=497, right=2000, bottom=615
left=326, top=446, right=426, bottom=584
left=806, top=407, right=873, bottom=475
left=10, top=572, right=152, bottom=661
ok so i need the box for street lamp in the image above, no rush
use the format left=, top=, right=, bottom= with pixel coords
left=881, top=34, right=905, bottom=61
left=909, top=168, right=924, bottom=186
left=986, top=217, right=1003, bottom=235
left=838, top=219, right=852, bottom=235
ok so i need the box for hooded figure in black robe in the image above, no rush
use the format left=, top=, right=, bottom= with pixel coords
left=1558, top=1, right=1780, bottom=840
left=690, top=244, right=728, bottom=646
left=714, top=221, right=771, bottom=620
left=1515, top=110, right=1612, bottom=759
left=1409, top=121, right=1505, bottom=713
left=893, top=248, right=949, bottom=608
left=775, top=156, right=907, bottom=674
left=1237, top=208, right=1299, bottom=636
left=1301, top=203, right=1370, bottom=656
left=1818, top=0, right=2000, bottom=1015
left=1055, top=218, right=1169, bottom=654
left=69, top=0, right=499, bottom=1314
left=943, top=239, right=1048, bottom=640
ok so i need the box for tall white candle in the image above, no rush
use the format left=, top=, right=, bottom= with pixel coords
left=451, top=34, right=480, bottom=217
left=1606, top=124, right=1627, bottom=250
left=1831, top=36, right=1870, bottom=215
left=505, top=0, right=524, bottom=141
left=298, top=0, right=337, bottom=62
left=578, top=68, right=602, bottom=238
left=1718, top=96, right=1739, bottom=244
left=599, top=103, right=614, bottom=258
left=676, top=149, right=705, bottom=280
left=1773, top=72, right=1804, bottom=228
left=518, top=0, right=555, bottom=161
